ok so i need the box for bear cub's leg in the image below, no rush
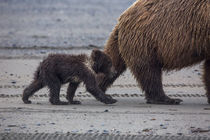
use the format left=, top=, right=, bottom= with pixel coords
left=203, top=60, right=210, bottom=104
left=47, top=77, right=69, bottom=105
left=66, top=82, right=81, bottom=104
left=82, top=72, right=117, bottom=104
left=22, top=79, right=43, bottom=104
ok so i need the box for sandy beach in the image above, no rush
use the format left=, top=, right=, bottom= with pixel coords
left=0, top=49, right=210, bottom=138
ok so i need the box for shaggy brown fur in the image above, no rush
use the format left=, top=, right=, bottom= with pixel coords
left=22, top=49, right=117, bottom=105
left=99, top=0, right=210, bottom=104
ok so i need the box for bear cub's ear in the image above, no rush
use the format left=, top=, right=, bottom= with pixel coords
left=91, top=49, right=102, bottom=60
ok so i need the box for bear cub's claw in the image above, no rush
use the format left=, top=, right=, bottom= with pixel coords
left=23, top=99, right=32, bottom=104
left=70, top=100, right=82, bottom=105
left=50, top=100, right=69, bottom=105
left=101, top=95, right=117, bottom=104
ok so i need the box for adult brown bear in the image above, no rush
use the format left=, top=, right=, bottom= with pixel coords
left=99, top=0, right=210, bottom=104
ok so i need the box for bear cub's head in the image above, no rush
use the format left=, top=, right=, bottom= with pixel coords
left=91, top=49, right=116, bottom=79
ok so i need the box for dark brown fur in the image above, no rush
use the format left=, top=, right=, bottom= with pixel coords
left=22, top=49, right=117, bottom=105
left=99, top=0, right=210, bottom=104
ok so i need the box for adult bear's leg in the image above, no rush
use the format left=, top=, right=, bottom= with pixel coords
left=99, top=26, right=126, bottom=92
left=129, top=58, right=182, bottom=105
left=203, top=60, right=210, bottom=104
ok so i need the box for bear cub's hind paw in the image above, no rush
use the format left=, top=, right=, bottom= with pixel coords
left=23, top=99, right=32, bottom=104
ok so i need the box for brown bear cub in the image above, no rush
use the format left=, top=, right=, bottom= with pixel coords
left=22, top=49, right=117, bottom=105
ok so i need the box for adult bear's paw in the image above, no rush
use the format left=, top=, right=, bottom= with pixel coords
left=146, top=96, right=183, bottom=105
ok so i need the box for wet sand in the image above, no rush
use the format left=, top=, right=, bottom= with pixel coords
left=0, top=49, right=210, bottom=137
